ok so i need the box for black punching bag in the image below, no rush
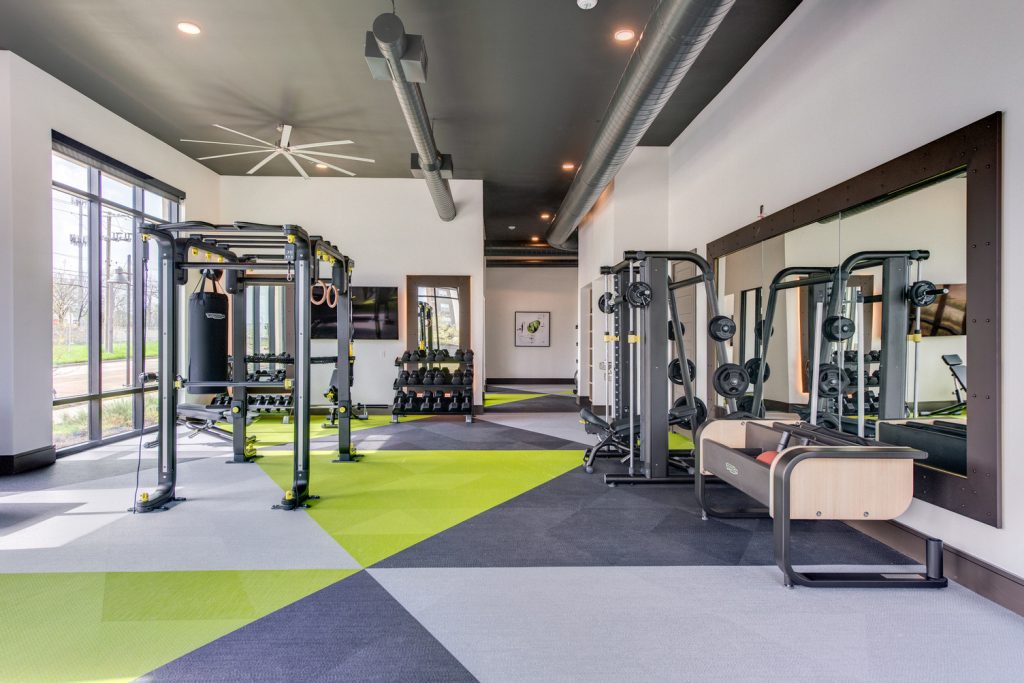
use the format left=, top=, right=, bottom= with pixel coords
left=188, top=274, right=229, bottom=394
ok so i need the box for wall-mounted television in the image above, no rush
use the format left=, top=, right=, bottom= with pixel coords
left=912, top=283, right=967, bottom=336
left=311, top=284, right=399, bottom=340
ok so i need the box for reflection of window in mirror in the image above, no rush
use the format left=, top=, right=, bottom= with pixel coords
left=418, top=286, right=461, bottom=352
left=739, top=287, right=761, bottom=364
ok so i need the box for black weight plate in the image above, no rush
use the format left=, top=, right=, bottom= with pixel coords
left=708, top=315, right=737, bottom=342
left=818, top=413, right=842, bottom=431
left=598, top=292, right=615, bottom=314
left=712, top=363, right=750, bottom=398
left=823, top=315, right=855, bottom=342
left=736, top=395, right=755, bottom=414
left=908, top=280, right=942, bottom=307
left=626, top=281, right=653, bottom=308
left=817, top=363, right=847, bottom=398
left=668, top=358, right=698, bottom=385
left=743, top=357, right=771, bottom=383
left=672, top=395, right=707, bottom=431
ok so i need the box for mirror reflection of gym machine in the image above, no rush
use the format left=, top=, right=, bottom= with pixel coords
left=582, top=251, right=739, bottom=486
left=136, top=221, right=357, bottom=513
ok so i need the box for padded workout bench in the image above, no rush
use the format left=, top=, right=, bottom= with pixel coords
left=695, top=419, right=947, bottom=588
left=146, top=403, right=257, bottom=460
left=579, top=405, right=696, bottom=474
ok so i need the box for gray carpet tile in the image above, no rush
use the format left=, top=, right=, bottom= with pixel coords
left=141, top=570, right=477, bottom=683
left=374, top=459, right=911, bottom=569
left=342, top=416, right=589, bottom=451
left=370, top=565, right=1024, bottom=683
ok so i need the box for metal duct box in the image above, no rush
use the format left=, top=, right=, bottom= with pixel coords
left=411, top=153, right=454, bottom=179
left=365, top=33, right=429, bottom=83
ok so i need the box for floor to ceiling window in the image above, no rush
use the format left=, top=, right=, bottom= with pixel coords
left=50, top=134, right=184, bottom=451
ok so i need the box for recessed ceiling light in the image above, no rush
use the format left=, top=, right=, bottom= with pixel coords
left=177, top=21, right=202, bottom=35
left=561, top=162, right=575, bottom=171
left=540, top=212, right=551, bottom=220
left=614, top=28, right=636, bottom=42
left=531, top=236, right=540, bottom=242
left=508, top=225, right=516, bottom=231
left=577, top=0, right=598, bottom=9
left=315, top=163, right=328, bottom=169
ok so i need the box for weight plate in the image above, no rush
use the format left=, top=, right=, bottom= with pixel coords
left=625, top=281, right=653, bottom=308
left=598, top=292, right=615, bottom=314
left=743, top=357, right=771, bottom=383
left=712, top=363, right=750, bottom=398
left=672, top=395, right=707, bottom=431
left=736, top=395, right=755, bottom=414
left=668, top=358, right=697, bottom=385
left=708, top=315, right=737, bottom=342
left=817, top=363, right=847, bottom=398
left=822, top=315, right=855, bottom=342
left=908, top=280, right=942, bottom=307
left=818, top=413, right=842, bottom=431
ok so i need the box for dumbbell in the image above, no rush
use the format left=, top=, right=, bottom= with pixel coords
left=401, top=351, right=412, bottom=362
left=460, top=396, right=472, bottom=412
left=454, top=349, right=465, bottom=361
left=432, top=396, right=445, bottom=411
left=452, top=370, right=463, bottom=385
left=463, top=350, right=474, bottom=363
left=462, top=371, right=474, bottom=386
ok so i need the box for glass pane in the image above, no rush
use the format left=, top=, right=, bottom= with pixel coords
left=52, top=189, right=91, bottom=399
left=100, top=206, right=135, bottom=392
left=143, top=390, right=159, bottom=428
left=101, top=174, right=134, bottom=207
left=141, top=238, right=159, bottom=377
left=144, top=190, right=170, bottom=220
left=53, top=401, right=91, bottom=449
left=52, top=152, right=89, bottom=191
left=101, top=395, right=135, bottom=438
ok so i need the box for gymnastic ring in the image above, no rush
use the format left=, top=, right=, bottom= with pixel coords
left=326, top=283, right=339, bottom=309
left=310, top=280, right=329, bottom=306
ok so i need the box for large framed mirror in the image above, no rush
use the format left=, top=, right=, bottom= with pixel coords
left=707, top=113, right=1001, bottom=527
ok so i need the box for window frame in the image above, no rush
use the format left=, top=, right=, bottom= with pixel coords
left=51, top=136, right=185, bottom=455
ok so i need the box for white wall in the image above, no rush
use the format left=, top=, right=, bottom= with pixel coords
left=664, top=0, right=1024, bottom=576
left=0, top=51, right=220, bottom=456
left=218, top=177, right=485, bottom=406
left=484, top=267, right=577, bottom=381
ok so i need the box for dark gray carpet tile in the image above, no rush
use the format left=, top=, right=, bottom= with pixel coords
left=141, top=571, right=476, bottom=683
left=374, top=460, right=912, bottom=569
left=483, top=394, right=580, bottom=413
left=484, top=385, right=536, bottom=394
left=346, top=416, right=586, bottom=451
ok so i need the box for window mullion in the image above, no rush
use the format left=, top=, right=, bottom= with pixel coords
left=132, top=185, right=145, bottom=429
left=87, top=166, right=102, bottom=441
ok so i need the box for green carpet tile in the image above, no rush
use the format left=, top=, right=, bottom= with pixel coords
left=483, top=393, right=544, bottom=408
left=669, top=431, right=694, bottom=450
left=0, top=569, right=355, bottom=683
left=257, top=449, right=582, bottom=567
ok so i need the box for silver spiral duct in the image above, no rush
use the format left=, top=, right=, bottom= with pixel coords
left=369, top=13, right=456, bottom=222
left=546, top=0, right=735, bottom=249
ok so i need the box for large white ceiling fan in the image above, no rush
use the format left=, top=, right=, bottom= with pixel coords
left=182, top=124, right=375, bottom=177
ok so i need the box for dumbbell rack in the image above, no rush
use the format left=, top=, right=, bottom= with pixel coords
left=392, top=355, right=474, bottom=423
left=244, top=356, right=294, bottom=420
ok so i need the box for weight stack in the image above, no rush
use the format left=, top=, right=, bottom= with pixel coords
left=188, top=289, right=229, bottom=394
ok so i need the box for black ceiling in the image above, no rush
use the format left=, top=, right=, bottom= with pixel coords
left=0, top=0, right=798, bottom=243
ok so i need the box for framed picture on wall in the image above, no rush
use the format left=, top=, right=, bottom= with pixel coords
left=515, top=311, right=550, bottom=347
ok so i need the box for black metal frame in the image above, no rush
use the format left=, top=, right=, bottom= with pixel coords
left=135, top=221, right=355, bottom=512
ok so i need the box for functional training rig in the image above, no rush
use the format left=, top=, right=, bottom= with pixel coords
left=136, top=221, right=355, bottom=512
left=584, top=251, right=734, bottom=486
left=695, top=418, right=947, bottom=588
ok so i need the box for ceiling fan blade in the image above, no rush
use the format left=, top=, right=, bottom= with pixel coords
left=283, top=152, right=310, bottom=179
left=299, top=150, right=375, bottom=163
left=212, top=124, right=276, bottom=147
left=246, top=151, right=281, bottom=175
left=197, top=149, right=276, bottom=161
left=289, top=140, right=354, bottom=150
left=279, top=124, right=292, bottom=148
left=181, top=139, right=273, bottom=149
left=293, top=153, right=356, bottom=177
